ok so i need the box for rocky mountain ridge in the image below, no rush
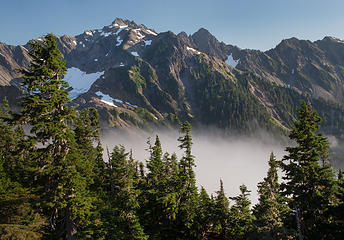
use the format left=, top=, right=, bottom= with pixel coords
left=1, top=18, right=344, bottom=143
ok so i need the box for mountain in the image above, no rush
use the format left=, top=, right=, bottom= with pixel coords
left=1, top=18, right=344, bottom=146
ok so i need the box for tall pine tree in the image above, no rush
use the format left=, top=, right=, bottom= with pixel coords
left=18, top=34, right=95, bottom=239
left=229, top=184, right=255, bottom=240
left=213, top=180, right=230, bottom=239
left=253, top=152, right=292, bottom=239
left=280, top=101, right=337, bottom=239
left=176, top=121, right=199, bottom=239
left=102, top=146, right=147, bottom=240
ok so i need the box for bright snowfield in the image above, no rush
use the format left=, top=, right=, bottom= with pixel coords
left=95, top=92, right=138, bottom=108
left=146, top=29, right=157, bottom=36
left=144, top=40, right=152, bottom=46
left=95, top=91, right=117, bottom=107
left=116, top=36, right=123, bottom=46
left=187, top=46, right=201, bottom=55
left=131, top=51, right=140, bottom=57
left=63, top=67, right=104, bottom=100
left=226, top=53, right=240, bottom=68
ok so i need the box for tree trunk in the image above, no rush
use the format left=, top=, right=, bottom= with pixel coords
left=66, top=209, right=77, bottom=240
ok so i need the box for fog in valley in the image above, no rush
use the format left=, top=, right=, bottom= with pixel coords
left=101, top=128, right=286, bottom=205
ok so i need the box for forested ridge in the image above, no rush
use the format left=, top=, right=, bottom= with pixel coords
left=0, top=35, right=343, bottom=240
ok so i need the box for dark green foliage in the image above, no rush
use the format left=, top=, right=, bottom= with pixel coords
left=176, top=122, right=199, bottom=238
left=101, top=146, right=147, bottom=240
left=18, top=34, right=74, bottom=144
left=280, top=101, right=337, bottom=239
left=213, top=180, right=230, bottom=239
left=327, top=170, right=344, bottom=238
left=129, top=65, right=147, bottom=89
left=193, top=60, right=273, bottom=132
left=13, top=34, right=98, bottom=239
left=229, top=184, right=255, bottom=240
left=194, top=187, right=215, bottom=239
left=139, top=136, right=172, bottom=239
left=253, top=152, right=293, bottom=239
left=0, top=104, right=44, bottom=239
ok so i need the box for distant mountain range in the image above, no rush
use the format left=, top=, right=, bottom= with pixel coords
left=1, top=18, right=344, bottom=146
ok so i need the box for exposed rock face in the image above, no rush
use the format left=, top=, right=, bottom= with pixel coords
left=191, top=28, right=230, bottom=60
left=1, top=18, right=344, bottom=141
left=230, top=36, right=344, bottom=104
left=0, top=43, right=31, bottom=86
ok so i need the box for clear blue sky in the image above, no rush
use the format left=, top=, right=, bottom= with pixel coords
left=1, top=0, right=344, bottom=50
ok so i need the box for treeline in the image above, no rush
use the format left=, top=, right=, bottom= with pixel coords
left=0, top=34, right=344, bottom=240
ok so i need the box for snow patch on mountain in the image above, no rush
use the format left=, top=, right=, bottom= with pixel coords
left=144, top=40, right=152, bottom=46
left=226, top=54, right=239, bottom=68
left=95, top=91, right=117, bottom=107
left=114, top=99, right=123, bottom=103
left=85, top=30, right=93, bottom=36
left=63, top=67, right=104, bottom=100
left=116, top=25, right=128, bottom=35
left=131, top=52, right=140, bottom=57
left=100, top=31, right=114, bottom=37
left=116, top=36, right=123, bottom=46
left=133, top=29, right=145, bottom=40
left=125, top=101, right=138, bottom=108
left=187, top=47, right=201, bottom=54
left=146, top=29, right=157, bottom=36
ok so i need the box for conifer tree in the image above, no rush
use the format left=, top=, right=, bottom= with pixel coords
left=17, top=34, right=94, bottom=239
left=0, top=105, right=44, bottom=239
left=213, top=180, right=230, bottom=239
left=280, top=101, right=337, bottom=239
left=327, top=170, right=344, bottom=238
left=139, top=136, right=182, bottom=239
left=176, top=121, right=199, bottom=238
left=140, top=136, right=166, bottom=239
left=229, top=184, right=255, bottom=240
left=74, top=108, right=104, bottom=190
left=253, top=152, right=291, bottom=239
left=194, top=187, right=215, bottom=239
left=146, top=135, right=164, bottom=182
left=102, top=146, right=147, bottom=240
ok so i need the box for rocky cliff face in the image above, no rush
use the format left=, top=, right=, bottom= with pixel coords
left=1, top=18, right=344, bottom=141
left=229, top=36, right=344, bottom=104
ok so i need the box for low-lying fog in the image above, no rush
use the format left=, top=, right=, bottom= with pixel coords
left=101, top=128, right=286, bottom=205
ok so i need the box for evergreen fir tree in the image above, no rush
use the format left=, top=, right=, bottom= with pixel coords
left=74, top=108, right=104, bottom=190
left=140, top=136, right=166, bottom=239
left=327, top=170, right=344, bottom=238
left=280, top=101, right=337, bottom=239
left=139, top=136, right=181, bottom=239
left=176, top=121, right=199, bottom=239
left=229, top=184, right=255, bottom=240
left=253, top=152, right=292, bottom=240
left=194, top=187, right=215, bottom=239
left=146, top=135, right=164, bottom=182
left=213, top=180, right=230, bottom=239
left=0, top=105, right=44, bottom=239
left=17, top=34, right=95, bottom=239
left=102, top=146, right=148, bottom=240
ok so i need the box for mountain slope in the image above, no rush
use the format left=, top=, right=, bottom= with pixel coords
left=226, top=36, right=344, bottom=104
left=0, top=18, right=344, bottom=143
